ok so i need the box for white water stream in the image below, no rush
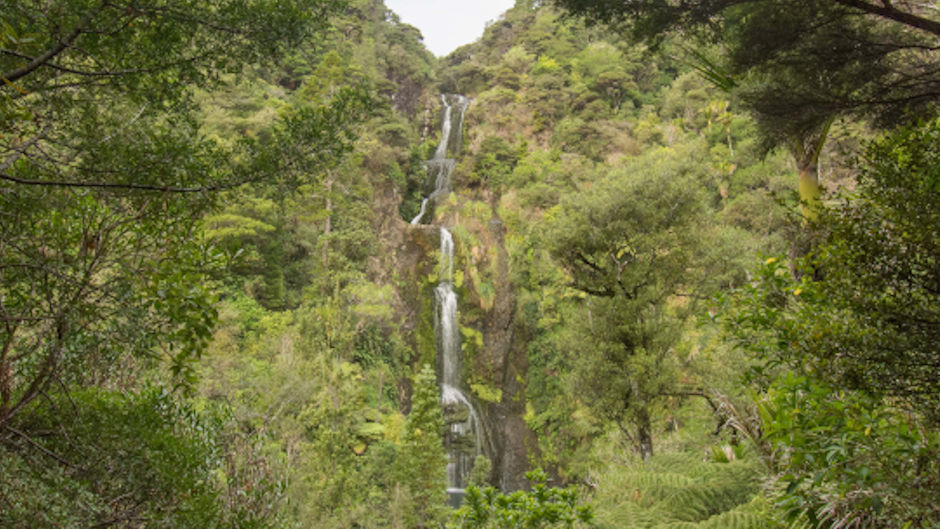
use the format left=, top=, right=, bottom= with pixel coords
left=436, top=227, right=482, bottom=492
left=412, top=95, right=481, bottom=497
left=410, top=95, right=469, bottom=225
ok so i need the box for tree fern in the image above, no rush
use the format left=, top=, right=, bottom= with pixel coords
left=653, top=522, right=700, bottom=529
left=594, top=498, right=661, bottom=529
left=654, top=462, right=759, bottom=520
left=617, top=472, right=696, bottom=506
left=592, top=452, right=766, bottom=529
left=699, top=508, right=767, bottom=529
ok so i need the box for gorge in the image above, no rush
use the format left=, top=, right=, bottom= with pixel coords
left=4, top=1, right=936, bottom=528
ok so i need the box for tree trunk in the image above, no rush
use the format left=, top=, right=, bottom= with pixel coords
left=797, top=156, right=821, bottom=223
left=322, top=178, right=332, bottom=269
left=636, top=406, right=654, bottom=460
left=376, top=370, right=383, bottom=414
left=790, top=118, right=832, bottom=224
left=0, top=359, right=10, bottom=424
left=0, top=328, right=13, bottom=424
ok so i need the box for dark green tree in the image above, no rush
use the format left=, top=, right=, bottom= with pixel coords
left=805, top=119, right=939, bottom=412
left=0, top=387, right=280, bottom=529
left=730, top=118, right=940, bottom=419
left=400, top=364, right=449, bottom=528
left=553, top=0, right=940, bottom=220
left=546, top=144, right=710, bottom=459
left=723, top=119, right=940, bottom=527
left=0, top=0, right=369, bottom=425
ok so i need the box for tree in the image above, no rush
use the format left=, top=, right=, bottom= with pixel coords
left=806, top=118, right=939, bottom=413
left=553, top=0, right=940, bottom=220
left=400, top=364, right=449, bottom=528
left=730, top=118, right=940, bottom=419
left=545, top=144, right=709, bottom=459
left=723, top=120, right=940, bottom=527
left=470, top=136, right=521, bottom=190
left=0, top=387, right=271, bottom=529
left=0, top=0, right=369, bottom=426
left=449, top=469, right=593, bottom=529
left=553, top=0, right=940, bottom=38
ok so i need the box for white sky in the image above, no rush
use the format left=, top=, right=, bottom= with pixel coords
left=384, top=0, right=517, bottom=57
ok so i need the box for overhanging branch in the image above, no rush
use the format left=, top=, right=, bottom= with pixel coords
left=834, top=0, right=940, bottom=37
left=0, top=3, right=106, bottom=85
left=0, top=172, right=235, bottom=193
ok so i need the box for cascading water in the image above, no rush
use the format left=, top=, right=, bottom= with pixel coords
left=410, top=95, right=469, bottom=225
left=436, top=227, right=482, bottom=498
left=412, top=94, right=482, bottom=505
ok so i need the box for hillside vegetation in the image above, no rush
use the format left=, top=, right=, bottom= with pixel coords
left=1, top=1, right=936, bottom=528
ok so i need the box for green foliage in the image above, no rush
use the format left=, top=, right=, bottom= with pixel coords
left=434, top=2, right=791, bottom=487
left=547, top=143, right=709, bottom=300
left=400, top=364, right=450, bottom=527
left=571, top=42, right=637, bottom=112
left=544, top=144, right=715, bottom=458
left=1, top=2, right=411, bottom=517
left=469, top=136, right=521, bottom=189
left=0, top=387, right=280, bottom=529
left=726, top=120, right=940, bottom=415
left=8, top=3, right=911, bottom=529
left=469, top=455, right=494, bottom=487
left=0, top=182, right=221, bottom=411
left=0, top=0, right=370, bottom=426
left=554, top=0, right=937, bottom=228
left=806, top=119, right=940, bottom=413
left=591, top=448, right=775, bottom=529
left=760, top=374, right=939, bottom=529
left=719, top=120, right=940, bottom=528
left=201, top=286, right=454, bottom=529
left=450, top=469, right=594, bottom=529
left=554, top=0, right=940, bottom=145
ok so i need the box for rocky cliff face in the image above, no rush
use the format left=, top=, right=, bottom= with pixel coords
left=366, top=96, right=534, bottom=489
left=432, top=188, right=534, bottom=490
left=366, top=172, right=437, bottom=410
left=484, top=210, right=534, bottom=492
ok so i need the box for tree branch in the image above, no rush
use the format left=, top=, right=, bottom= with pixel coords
left=0, top=3, right=107, bottom=85
left=0, top=320, right=15, bottom=422
left=0, top=172, right=235, bottom=193
left=833, top=0, right=940, bottom=37
left=0, top=49, right=154, bottom=78
left=0, top=136, right=43, bottom=172
left=571, top=283, right=616, bottom=297
left=3, top=424, right=75, bottom=467
left=575, top=252, right=604, bottom=274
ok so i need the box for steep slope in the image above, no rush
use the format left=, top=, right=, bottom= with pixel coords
left=420, top=0, right=798, bottom=487
left=196, top=0, right=804, bottom=521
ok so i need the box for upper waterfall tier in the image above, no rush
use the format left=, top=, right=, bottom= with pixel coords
left=410, top=95, right=470, bottom=225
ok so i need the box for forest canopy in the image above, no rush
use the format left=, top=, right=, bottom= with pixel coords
left=2, top=1, right=938, bottom=528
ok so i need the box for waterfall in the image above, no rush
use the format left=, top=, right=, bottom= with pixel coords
left=433, top=94, right=454, bottom=161
left=413, top=95, right=482, bottom=503
left=410, top=95, right=469, bottom=225
left=410, top=198, right=429, bottom=225
left=436, top=226, right=482, bottom=497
